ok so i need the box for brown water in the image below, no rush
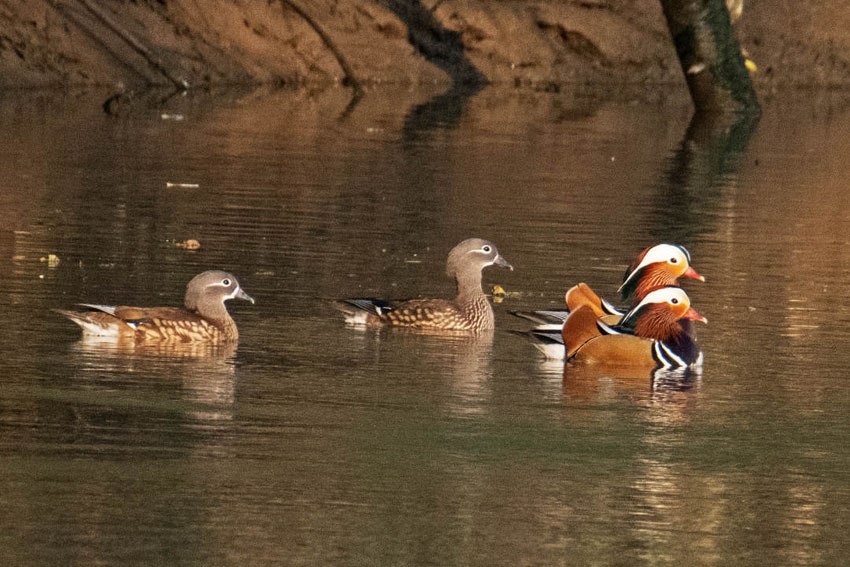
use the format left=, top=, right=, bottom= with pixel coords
left=2, top=86, right=850, bottom=565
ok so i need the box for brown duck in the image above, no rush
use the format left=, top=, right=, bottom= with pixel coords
left=336, top=238, right=513, bottom=332
left=55, top=270, right=254, bottom=343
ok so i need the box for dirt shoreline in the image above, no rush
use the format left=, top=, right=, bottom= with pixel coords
left=1, top=1, right=849, bottom=95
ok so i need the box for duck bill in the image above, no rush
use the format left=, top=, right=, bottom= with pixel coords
left=683, top=266, right=706, bottom=282
left=683, top=307, right=707, bottom=324
left=494, top=255, right=514, bottom=271
left=236, top=287, right=256, bottom=304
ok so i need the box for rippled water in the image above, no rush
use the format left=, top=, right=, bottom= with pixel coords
left=2, top=86, right=850, bottom=565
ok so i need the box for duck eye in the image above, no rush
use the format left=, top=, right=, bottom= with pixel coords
left=670, top=257, right=678, bottom=264
left=222, top=279, right=231, bottom=286
left=482, top=245, right=492, bottom=253
left=671, top=298, right=679, bottom=304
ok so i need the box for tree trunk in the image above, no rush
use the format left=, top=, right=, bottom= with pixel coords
left=659, top=0, right=759, bottom=114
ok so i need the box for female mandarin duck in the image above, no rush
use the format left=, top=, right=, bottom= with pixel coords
left=55, top=270, right=254, bottom=343
left=336, top=238, right=512, bottom=332
left=524, top=287, right=706, bottom=369
left=513, top=243, right=704, bottom=326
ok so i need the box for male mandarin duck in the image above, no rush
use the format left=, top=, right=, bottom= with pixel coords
left=521, top=287, right=706, bottom=369
left=336, top=238, right=513, bottom=332
left=617, top=243, right=704, bottom=307
left=55, top=270, right=254, bottom=343
left=512, top=243, right=704, bottom=326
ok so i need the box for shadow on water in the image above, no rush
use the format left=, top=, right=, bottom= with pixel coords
left=649, top=109, right=761, bottom=244
left=402, top=83, right=485, bottom=143
left=380, top=0, right=487, bottom=140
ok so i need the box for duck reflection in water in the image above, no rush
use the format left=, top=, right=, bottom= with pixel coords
left=67, top=337, right=239, bottom=421
left=342, top=324, right=497, bottom=417
left=561, top=363, right=701, bottom=421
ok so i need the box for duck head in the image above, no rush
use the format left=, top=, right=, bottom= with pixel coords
left=618, top=243, right=704, bottom=303
left=618, top=286, right=706, bottom=342
left=184, top=270, right=254, bottom=315
left=446, top=238, right=513, bottom=279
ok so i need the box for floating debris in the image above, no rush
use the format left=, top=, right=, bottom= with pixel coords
left=492, top=284, right=521, bottom=303
left=175, top=239, right=201, bottom=250
left=161, top=113, right=185, bottom=121
left=166, top=182, right=200, bottom=188
left=40, top=253, right=61, bottom=268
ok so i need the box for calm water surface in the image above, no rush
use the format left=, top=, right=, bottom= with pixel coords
left=2, top=86, right=850, bottom=565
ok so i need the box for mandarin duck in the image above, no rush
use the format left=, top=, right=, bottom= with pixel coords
left=521, top=287, right=706, bottom=369
left=512, top=243, right=704, bottom=326
left=336, top=238, right=513, bottom=332
left=55, top=270, right=254, bottom=343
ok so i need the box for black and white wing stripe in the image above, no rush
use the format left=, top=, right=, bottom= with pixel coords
left=651, top=340, right=687, bottom=368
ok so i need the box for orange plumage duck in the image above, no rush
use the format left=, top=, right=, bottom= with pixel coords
left=513, top=243, right=704, bottom=326
left=525, top=287, right=706, bottom=369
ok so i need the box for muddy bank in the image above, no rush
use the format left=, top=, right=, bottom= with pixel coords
left=1, top=1, right=849, bottom=93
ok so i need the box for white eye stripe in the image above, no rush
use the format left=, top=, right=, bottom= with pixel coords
left=644, top=244, right=684, bottom=267
left=620, top=244, right=688, bottom=291
left=209, top=280, right=237, bottom=291
left=625, top=287, right=690, bottom=318
left=641, top=244, right=686, bottom=267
